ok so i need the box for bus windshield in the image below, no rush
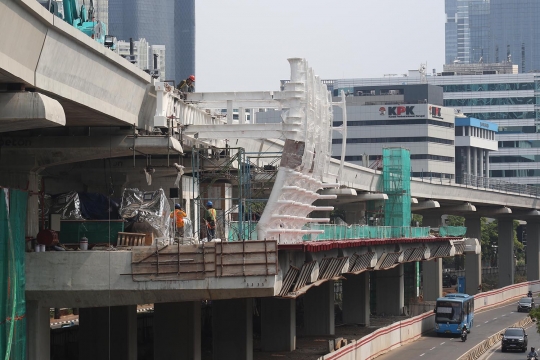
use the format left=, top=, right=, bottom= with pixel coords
left=435, top=301, right=463, bottom=323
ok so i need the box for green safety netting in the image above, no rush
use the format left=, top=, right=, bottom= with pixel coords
left=439, top=226, right=467, bottom=237
left=1, top=189, right=28, bottom=359
left=383, top=148, right=411, bottom=228
left=302, top=224, right=430, bottom=241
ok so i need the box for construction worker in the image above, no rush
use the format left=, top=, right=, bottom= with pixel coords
left=170, top=204, right=187, bottom=237
left=205, top=201, right=217, bottom=240
left=178, top=75, right=195, bottom=94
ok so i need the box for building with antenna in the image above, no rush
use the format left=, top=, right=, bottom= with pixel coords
left=445, top=0, right=540, bottom=72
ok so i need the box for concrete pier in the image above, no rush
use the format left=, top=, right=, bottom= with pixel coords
left=303, top=280, right=335, bottom=336
left=527, top=222, right=540, bottom=281
left=154, top=302, right=201, bottom=360
left=261, top=298, right=296, bottom=352
left=465, top=216, right=482, bottom=295
left=212, top=299, right=253, bottom=360
left=78, top=305, right=137, bottom=360
left=342, top=273, right=370, bottom=326
left=26, top=300, right=50, bottom=360
left=376, top=265, right=404, bottom=316
left=498, top=219, right=515, bottom=287
left=423, top=259, right=443, bottom=301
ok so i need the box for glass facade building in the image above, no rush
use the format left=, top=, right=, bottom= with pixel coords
left=108, top=0, right=195, bottom=84
left=446, top=0, right=540, bottom=72
left=332, top=71, right=540, bottom=185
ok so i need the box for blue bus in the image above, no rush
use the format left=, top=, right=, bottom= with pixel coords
left=434, top=293, right=475, bottom=335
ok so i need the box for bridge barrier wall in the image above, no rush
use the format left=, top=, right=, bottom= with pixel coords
left=318, top=280, right=540, bottom=360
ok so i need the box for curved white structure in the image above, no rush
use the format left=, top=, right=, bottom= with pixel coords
left=256, top=58, right=338, bottom=244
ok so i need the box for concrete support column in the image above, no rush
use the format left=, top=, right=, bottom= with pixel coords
left=26, top=301, right=50, bottom=360
left=79, top=305, right=137, bottom=360
left=261, top=298, right=296, bottom=352
left=498, top=219, right=515, bottom=287
left=465, top=216, right=482, bottom=295
left=212, top=299, right=253, bottom=360
left=376, top=265, right=404, bottom=316
left=421, top=215, right=443, bottom=300
left=154, top=302, right=201, bottom=360
left=472, top=147, right=477, bottom=176
left=527, top=222, right=540, bottom=281
left=342, top=272, right=370, bottom=326
left=303, top=280, right=334, bottom=336
left=479, top=149, right=484, bottom=178
left=423, top=260, right=443, bottom=301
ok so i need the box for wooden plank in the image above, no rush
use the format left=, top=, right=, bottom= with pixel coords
left=215, top=253, right=277, bottom=265
left=218, top=241, right=276, bottom=254
left=216, top=264, right=277, bottom=277
left=132, top=262, right=216, bottom=275
left=133, top=272, right=206, bottom=281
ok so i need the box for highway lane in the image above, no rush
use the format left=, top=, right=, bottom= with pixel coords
left=480, top=322, right=539, bottom=360
left=376, top=300, right=530, bottom=360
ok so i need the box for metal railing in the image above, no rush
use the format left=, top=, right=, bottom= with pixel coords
left=227, top=223, right=431, bottom=241
left=458, top=173, right=540, bottom=197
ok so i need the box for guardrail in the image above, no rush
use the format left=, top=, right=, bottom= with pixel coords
left=459, top=173, right=540, bottom=198
left=318, top=279, right=540, bottom=360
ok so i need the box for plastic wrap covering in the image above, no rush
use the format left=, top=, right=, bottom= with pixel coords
left=49, top=191, right=83, bottom=220
left=120, top=188, right=170, bottom=239
left=183, top=218, right=193, bottom=238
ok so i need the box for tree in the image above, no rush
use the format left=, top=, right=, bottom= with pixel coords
left=447, top=215, right=465, bottom=226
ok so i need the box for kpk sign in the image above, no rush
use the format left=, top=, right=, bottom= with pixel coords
left=378, top=105, right=424, bottom=119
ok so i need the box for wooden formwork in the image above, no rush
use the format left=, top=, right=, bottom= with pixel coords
left=130, top=240, right=277, bottom=281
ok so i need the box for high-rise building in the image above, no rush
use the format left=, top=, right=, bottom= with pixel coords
left=332, top=67, right=540, bottom=185
left=446, top=0, right=540, bottom=72
left=108, top=0, right=195, bottom=84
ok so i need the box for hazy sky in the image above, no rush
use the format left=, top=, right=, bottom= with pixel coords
left=196, top=0, right=445, bottom=92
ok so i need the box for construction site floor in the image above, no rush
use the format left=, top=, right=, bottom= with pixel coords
left=202, top=315, right=408, bottom=360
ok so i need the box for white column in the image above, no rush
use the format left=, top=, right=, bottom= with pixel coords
left=466, top=147, right=471, bottom=175
left=479, top=148, right=484, bottom=178
left=486, top=151, right=490, bottom=178
left=472, top=147, right=477, bottom=176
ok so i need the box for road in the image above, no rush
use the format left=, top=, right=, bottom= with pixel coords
left=480, top=322, right=540, bottom=360
left=376, top=300, right=530, bottom=360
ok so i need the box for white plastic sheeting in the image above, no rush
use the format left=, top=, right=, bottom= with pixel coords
left=257, top=58, right=339, bottom=243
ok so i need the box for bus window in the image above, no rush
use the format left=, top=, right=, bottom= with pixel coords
left=435, top=301, right=462, bottom=323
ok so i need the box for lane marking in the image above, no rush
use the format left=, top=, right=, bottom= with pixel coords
left=502, top=314, right=506, bottom=317
left=485, top=321, right=489, bottom=323
left=419, top=353, right=425, bottom=357
left=476, top=325, right=481, bottom=327
left=493, top=317, right=498, bottom=320
left=430, top=347, right=436, bottom=350
left=440, top=342, right=445, bottom=345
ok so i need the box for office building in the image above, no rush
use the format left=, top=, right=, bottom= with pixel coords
left=455, top=117, right=498, bottom=181
left=446, top=0, right=540, bottom=72
left=109, top=0, right=195, bottom=84
left=332, top=66, right=540, bottom=185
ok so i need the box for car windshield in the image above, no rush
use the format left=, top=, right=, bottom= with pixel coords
left=520, top=298, right=532, bottom=303
left=435, top=301, right=462, bottom=323
left=504, top=329, right=524, bottom=337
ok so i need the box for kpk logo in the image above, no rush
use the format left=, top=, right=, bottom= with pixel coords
left=429, top=106, right=443, bottom=119
left=379, top=106, right=416, bottom=117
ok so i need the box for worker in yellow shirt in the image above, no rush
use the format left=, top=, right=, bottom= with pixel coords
left=170, top=204, right=187, bottom=237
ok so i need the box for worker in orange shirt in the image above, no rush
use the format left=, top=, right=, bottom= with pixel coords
left=170, top=204, right=187, bottom=237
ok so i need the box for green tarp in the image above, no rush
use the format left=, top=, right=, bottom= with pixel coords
left=1, top=189, right=28, bottom=359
